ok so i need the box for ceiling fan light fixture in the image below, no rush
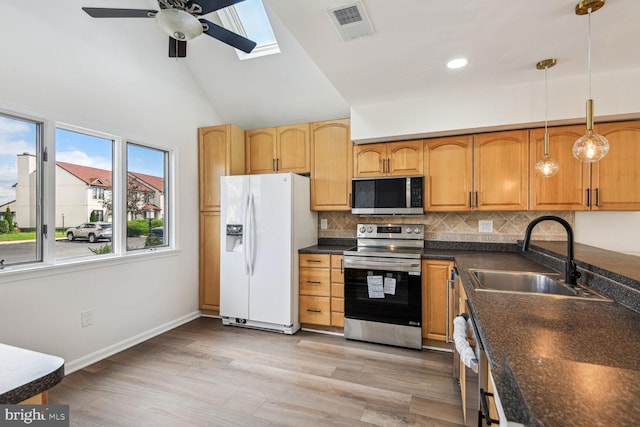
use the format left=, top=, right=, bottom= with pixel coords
left=155, top=8, right=203, bottom=41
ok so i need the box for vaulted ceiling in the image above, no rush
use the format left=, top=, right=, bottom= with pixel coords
left=8, top=1, right=640, bottom=131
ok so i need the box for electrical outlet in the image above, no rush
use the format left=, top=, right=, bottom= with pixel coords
left=81, top=310, right=93, bottom=328
left=320, top=218, right=328, bottom=230
left=478, top=220, right=493, bottom=233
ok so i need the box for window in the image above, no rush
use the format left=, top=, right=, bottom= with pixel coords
left=55, top=127, right=114, bottom=259
left=0, top=114, right=41, bottom=266
left=217, top=0, right=280, bottom=60
left=0, top=109, right=173, bottom=270
left=126, top=143, right=168, bottom=250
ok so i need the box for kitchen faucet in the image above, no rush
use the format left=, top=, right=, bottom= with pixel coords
left=522, top=216, right=581, bottom=286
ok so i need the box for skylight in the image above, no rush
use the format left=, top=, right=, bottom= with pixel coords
left=217, top=0, right=280, bottom=60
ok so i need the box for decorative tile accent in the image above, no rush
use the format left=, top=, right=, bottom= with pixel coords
left=317, top=211, right=574, bottom=243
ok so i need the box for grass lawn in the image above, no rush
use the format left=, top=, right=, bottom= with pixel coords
left=0, top=231, right=66, bottom=242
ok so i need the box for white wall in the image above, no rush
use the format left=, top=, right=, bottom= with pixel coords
left=575, top=212, right=640, bottom=256
left=0, top=2, right=221, bottom=370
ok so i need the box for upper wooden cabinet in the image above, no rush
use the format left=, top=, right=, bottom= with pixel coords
left=310, top=119, right=352, bottom=211
left=353, top=140, right=423, bottom=177
left=246, top=123, right=310, bottom=174
left=474, top=130, right=529, bottom=211
left=530, top=125, right=590, bottom=211
left=591, top=121, right=640, bottom=210
left=424, top=136, right=473, bottom=211
left=530, top=120, right=640, bottom=211
left=198, top=124, right=245, bottom=211
left=423, top=130, right=528, bottom=211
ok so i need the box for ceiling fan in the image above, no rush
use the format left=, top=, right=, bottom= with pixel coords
left=82, top=0, right=257, bottom=58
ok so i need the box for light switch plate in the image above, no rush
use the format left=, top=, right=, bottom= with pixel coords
left=478, top=220, right=493, bottom=233
left=320, top=218, right=328, bottom=230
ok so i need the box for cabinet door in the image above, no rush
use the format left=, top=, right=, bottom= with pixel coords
left=277, top=124, right=310, bottom=174
left=422, top=260, right=453, bottom=342
left=198, top=126, right=229, bottom=211
left=474, top=130, right=529, bottom=211
left=591, top=121, right=640, bottom=210
left=246, top=128, right=276, bottom=174
left=424, top=136, right=473, bottom=211
left=387, top=140, right=423, bottom=176
left=310, top=119, right=353, bottom=211
left=200, top=212, right=221, bottom=311
left=530, top=126, right=590, bottom=211
left=353, top=143, right=386, bottom=177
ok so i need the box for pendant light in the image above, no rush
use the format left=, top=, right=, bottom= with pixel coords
left=572, top=0, right=609, bottom=163
left=535, top=58, right=560, bottom=178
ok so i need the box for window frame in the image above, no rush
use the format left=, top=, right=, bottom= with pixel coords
left=0, top=108, right=176, bottom=276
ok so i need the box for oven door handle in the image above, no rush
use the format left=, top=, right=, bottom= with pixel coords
left=344, top=257, right=421, bottom=272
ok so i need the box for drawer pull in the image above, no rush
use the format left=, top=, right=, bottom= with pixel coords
left=306, top=280, right=322, bottom=284
left=306, top=309, right=322, bottom=313
left=306, top=259, right=322, bottom=263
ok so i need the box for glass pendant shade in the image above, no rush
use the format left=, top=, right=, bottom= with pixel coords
left=155, top=9, right=203, bottom=41
left=535, top=59, right=559, bottom=178
left=535, top=154, right=560, bottom=177
left=573, top=131, right=609, bottom=162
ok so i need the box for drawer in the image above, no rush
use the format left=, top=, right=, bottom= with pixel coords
left=331, top=283, right=344, bottom=298
left=300, top=254, right=330, bottom=268
left=330, top=255, right=344, bottom=270
left=331, top=268, right=344, bottom=284
left=300, top=296, right=331, bottom=325
left=331, top=312, right=344, bottom=327
left=299, top=268, right=331, bottom=296
left=331, top=297, right=344, bottom=313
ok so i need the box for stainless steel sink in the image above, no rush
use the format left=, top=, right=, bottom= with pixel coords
left=469, top=269, right=610, bottom=300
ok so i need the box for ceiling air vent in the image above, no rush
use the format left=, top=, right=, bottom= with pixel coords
left=327, top=1, right=374, bottom=41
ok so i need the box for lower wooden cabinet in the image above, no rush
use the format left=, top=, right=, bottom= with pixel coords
left=299, top=253, right=344, bottom=327
left=422, top=259, right=455, bottom=342
left=199, top=212, right=221, bottom=311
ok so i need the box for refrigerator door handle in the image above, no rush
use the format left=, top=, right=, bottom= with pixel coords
left=248, top=193, right=257, bottom=276
left=243, top=194, right=251, bottom=275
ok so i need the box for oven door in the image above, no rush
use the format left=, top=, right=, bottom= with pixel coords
left=344, top=256, right=422, bottom=326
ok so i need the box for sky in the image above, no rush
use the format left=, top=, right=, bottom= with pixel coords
left=0, top=116, right=164, bottom=206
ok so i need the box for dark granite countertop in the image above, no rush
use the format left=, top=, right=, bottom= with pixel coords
left=454, top=251, right=640, bottom=426
left=298, top=244, right=355, bottom=255
left=0, top=343, right=65, bottom=404
left=300, top=239, right=640, bottom=425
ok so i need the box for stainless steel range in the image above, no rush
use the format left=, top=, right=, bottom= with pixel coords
left=343, top=223, right=424, bottom=349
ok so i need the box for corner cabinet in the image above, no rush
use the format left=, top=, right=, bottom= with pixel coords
left=422, top=259, right=454, bottom=343
left=310, top=119, right=353, bottom=211
left=245, top=123, right=310, bottom=174
left=198, top=124, right=245, bottom=312
left=353, top=140, right=423, bottom=177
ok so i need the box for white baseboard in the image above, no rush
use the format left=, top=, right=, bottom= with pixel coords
left=64, top=311, right=201, bottom=374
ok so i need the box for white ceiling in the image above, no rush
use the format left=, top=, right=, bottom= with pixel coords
left=9, top=1, right=640, bottom=131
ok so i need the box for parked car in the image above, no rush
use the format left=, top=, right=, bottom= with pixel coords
left=66, top=222, right=112, bottom=243
left=145, top=226, right=164, bottom=247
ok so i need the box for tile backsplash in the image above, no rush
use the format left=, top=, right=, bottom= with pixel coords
left=318, top=211, right=574, bottom=243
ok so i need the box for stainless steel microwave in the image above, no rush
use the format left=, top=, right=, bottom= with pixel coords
left=351, top=176, right=424, bottom=215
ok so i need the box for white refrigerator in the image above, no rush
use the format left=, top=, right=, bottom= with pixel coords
left=219, top=173, right=318, bottom=334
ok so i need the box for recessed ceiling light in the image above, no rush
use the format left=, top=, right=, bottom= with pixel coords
left=447, top=58, right=468, bottom=69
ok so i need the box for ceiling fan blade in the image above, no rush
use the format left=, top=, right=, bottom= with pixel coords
left=200, top=19, right=257, bottom=53
left=82, top=8, right=157, bottom=18
left=189, top=0, right=246, bottom=15
left=169, top=38, right=187, bottom=58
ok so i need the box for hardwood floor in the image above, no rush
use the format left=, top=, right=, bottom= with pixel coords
left=49, top=317, right=473, bottom=426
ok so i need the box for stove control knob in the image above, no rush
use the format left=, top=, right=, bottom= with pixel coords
left=366, top=225, right=374, bottom=233
left=359, top=226, right=366, bottom=234
left=414, top=226, right=422, bottom=234
left=405, top=227, right=413, bottom=234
